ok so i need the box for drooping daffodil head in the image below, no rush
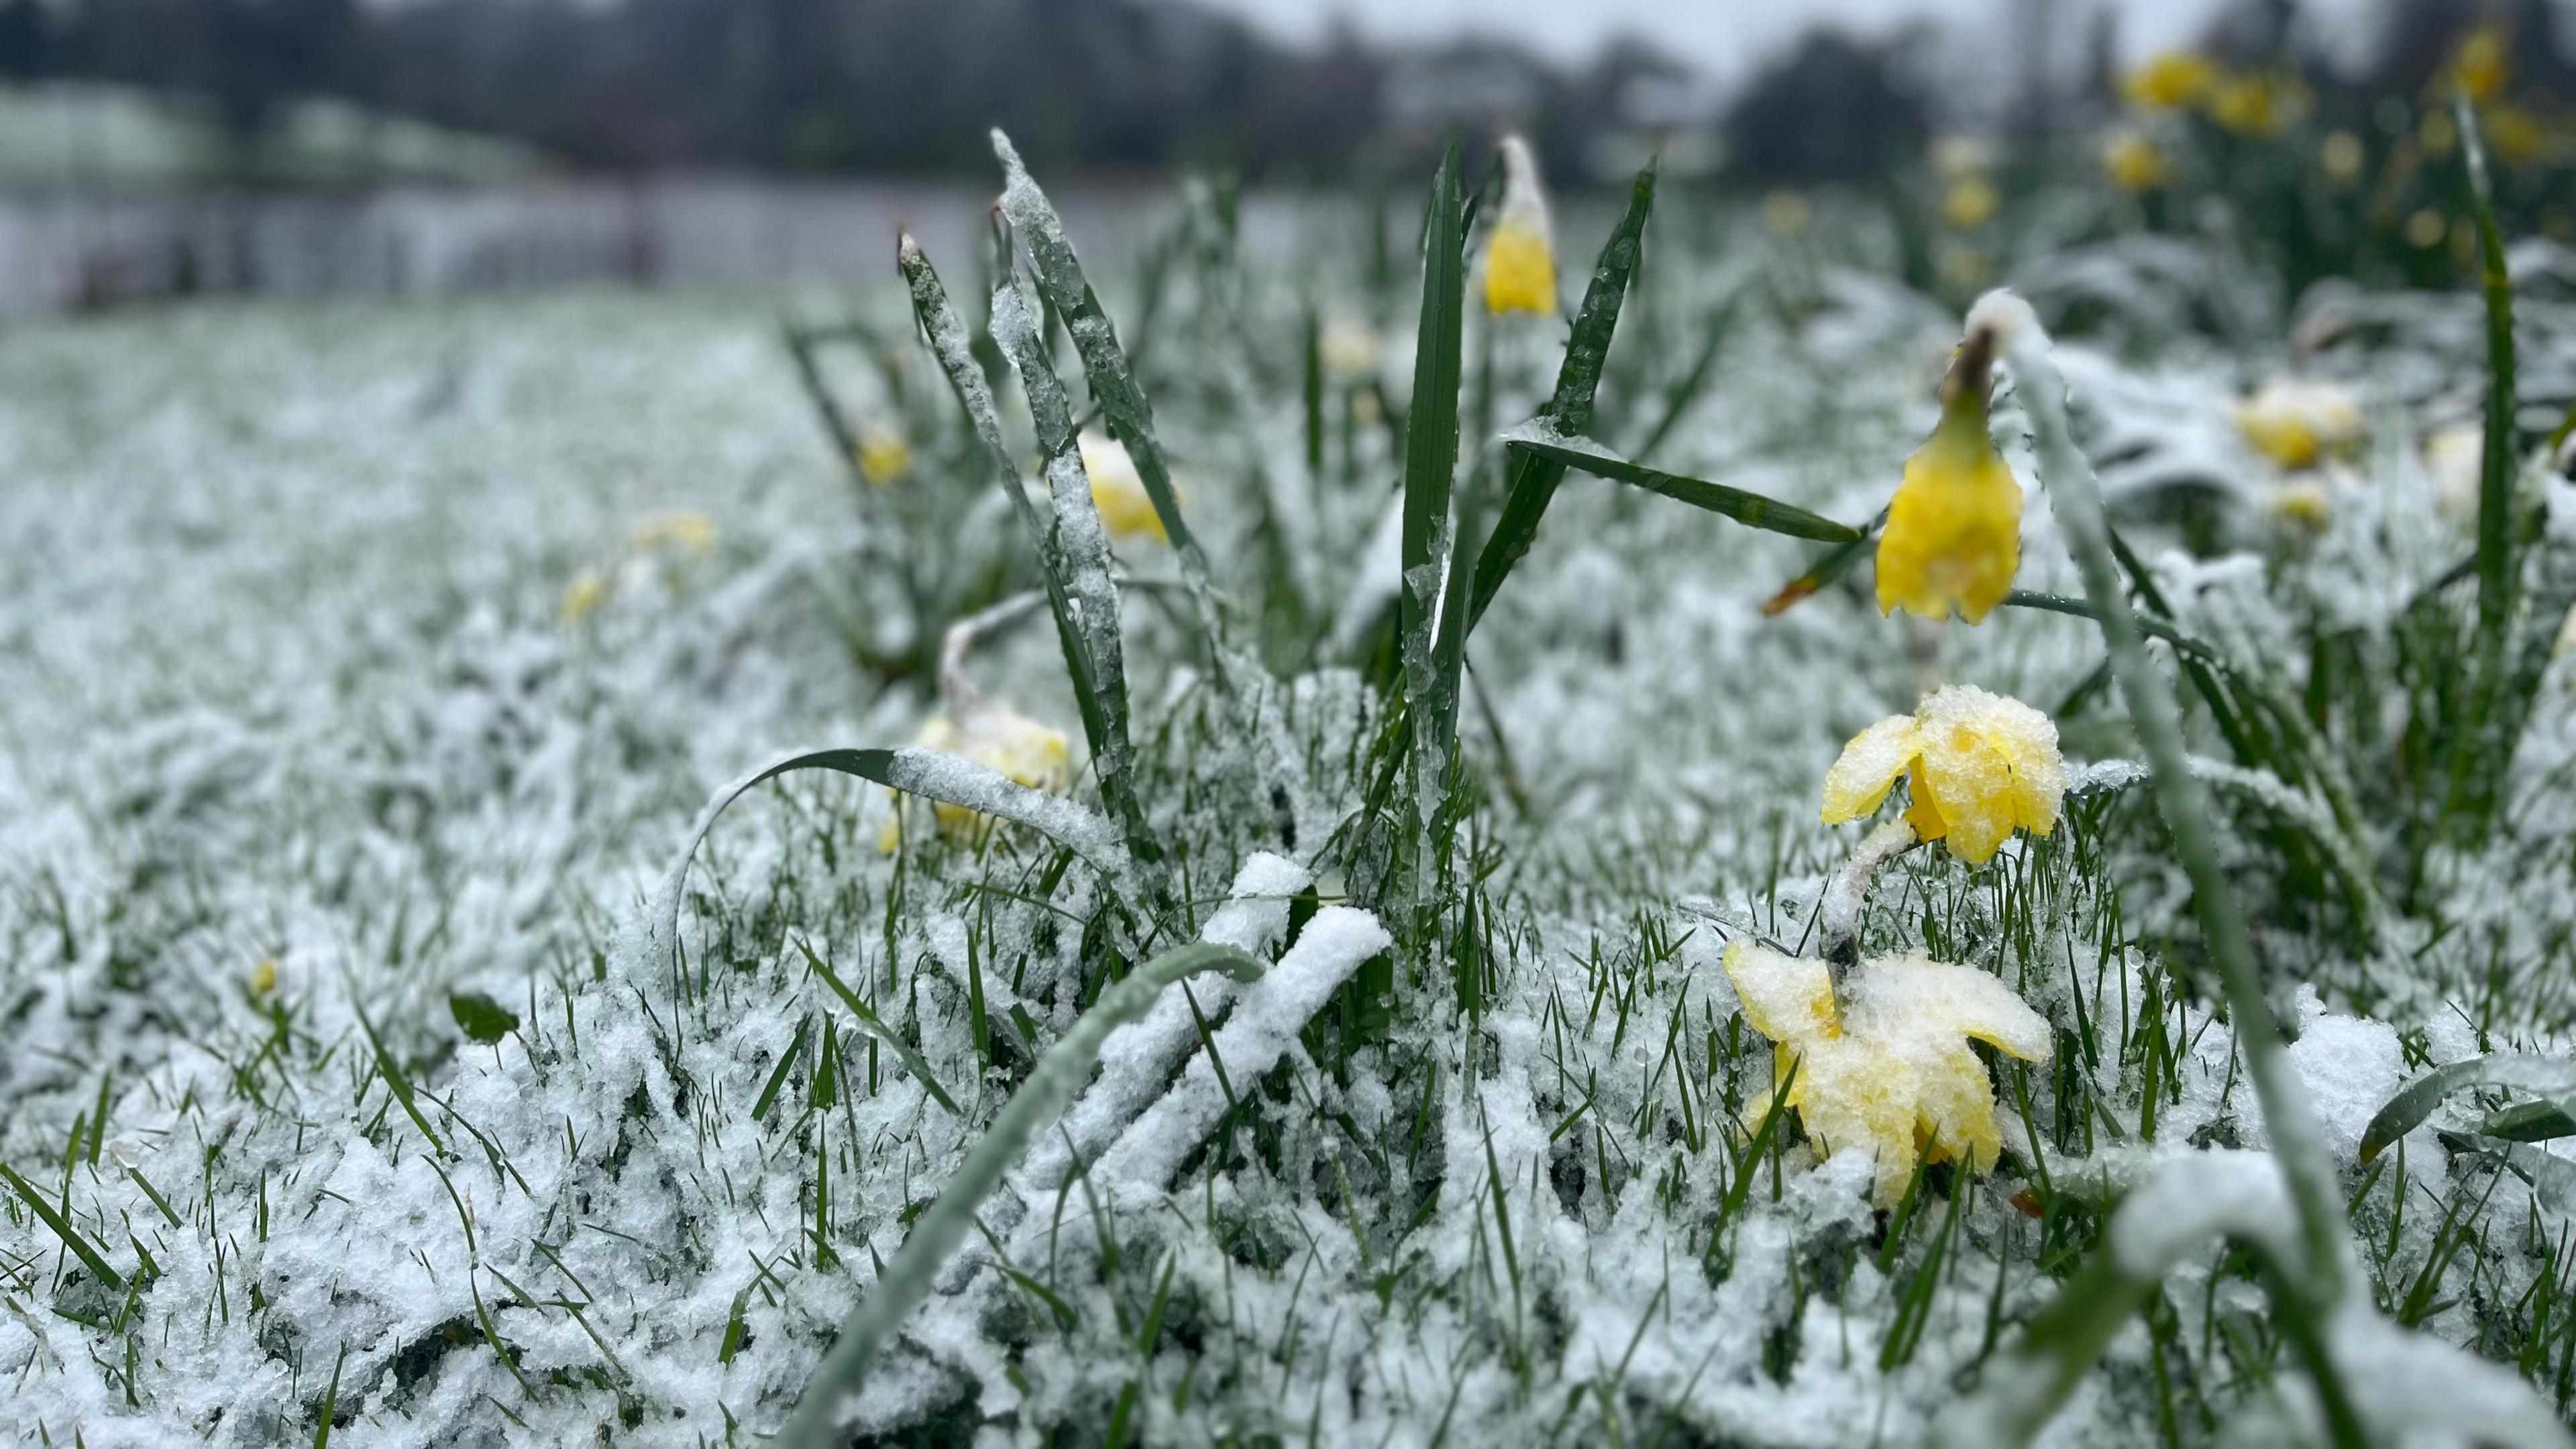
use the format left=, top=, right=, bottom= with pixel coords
left=1481, top=134, right=1558, bottom=316
left=2234, top=377, right=2363, bottom=470
left=1823, top=685, right=2066, bottom=865
left=1876, top=323, right=2023, bottom=625
left=879, top=704, right=1073, bottom=851
left=1725, top=941, right=2052, bottom=1209
left=857, top=426, right=914, bottom=487
left=1079, top=429, right=1170, bottom=545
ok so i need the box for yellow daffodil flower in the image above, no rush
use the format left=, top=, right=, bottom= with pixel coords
left=2319, top=129, right=2366, bottom=184
left=1482, top=135, right=1557, bottom=316
left=1725, top=941, right=2053, bottom=1209
left=1822, top=685, right=2067, bottom=865
left=2449, top=23, right=2509, bottom=104
left=857, top=427, right=914, bottom=486
left=250, top=957, right=278, bottom=994
left=879, top=704, right=1073, bottom=851
left=1876, top=329, right=2022, bottom=624
left=1929, top=136, right=1994, bottom=182
left=1079, top=429, right=1169, bottom=545
left=2207, top=70, right=2306, bottom=138
left=630, top=511, right=718, bottom=554
left=2123, top=51, right=2219, bottom=112
left=559, top=566, right=612, bottom=625
left=2234, top=377, right=2363, bottom=470
left=2482, top=104, right=2551, bottom=168
left=2271, top=477, right=2333, bottom=529
left=1942, top=175, right=2000, bottom=231
left=2101, top=127, right=2173, bottom=192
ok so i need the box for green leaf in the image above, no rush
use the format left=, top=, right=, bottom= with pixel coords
left=1503, top=435, right=1862, bottom=543
left=447, top=991, right=518, bottom=1046
left=794, top=937, right=961, bottom=1118
left=2359, top=1053, right=2576, bottom=1165
left=1466, top=155, right=1659, bottom=634
left=1401, top=142, right=1468, bottom=809
left=1761, top=511, right=1884, bottom=616
left=0, top=1158, right=125, bottom=1291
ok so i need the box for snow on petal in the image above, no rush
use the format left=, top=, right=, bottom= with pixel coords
left=1821, top=714, right=1923, bottom=824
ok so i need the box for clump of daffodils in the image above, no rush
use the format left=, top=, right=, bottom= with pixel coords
left=1876, top=319, right=2023, bottom=625
left=1481, top=135, right=1557, bottom=316
left=1823, top=686, right=2065, bottom=865
left=879, top=703, right=1072, bottom=851
left=857, top=425, right=914, bottom=486
left=1725, top=941, right=2053, bottom=1209
left=2233, top=377, right=2363, bottom=470
left=1079, top=430, right=1169, bottom=545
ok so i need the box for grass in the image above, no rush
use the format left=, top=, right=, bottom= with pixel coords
left=4, top=92, right=2576, bottom=1448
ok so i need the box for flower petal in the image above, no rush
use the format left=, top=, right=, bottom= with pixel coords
left=1723, top=941, right=1837, bottom=1049
left=1821, top=715, right=1922, bottom=824
left=1914, top=718, right=2018, bottom=863
left=1969, top=693, right=2068, bottom=837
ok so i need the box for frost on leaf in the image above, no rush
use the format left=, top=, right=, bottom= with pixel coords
left=1726, top=941, right=2052, bottom=1208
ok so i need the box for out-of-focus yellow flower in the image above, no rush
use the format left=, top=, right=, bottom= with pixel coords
left=560, top=566, right=612, bottom=625
left=2234, top=377, right=2363, bottom=469
left=879, top=704, right=1073, bottom=851
left=2419, top=109, right=2458, bottom=156
left=2481, top=103, right=2552, bottom=168
left=2272, top=477, right=2333, bottom=528
left=1822, top=685, right=2067, bottom=865
left=250, top=957, right=278, bottom=994
left=1080, top=430, right=1169, bottom=545
left=1876, top=332, right=2021, bottom=625
left=2123, top=51, right=2220, bottom=111
left=1319, top=312, right=1382, bottom=378
left=2424, top=421, right=2485, bottom=517
left=2101, top=127, right=2174, bottom=191
left=2207, top=69, right=2306, bottom=138
left=2405, top=207, right=2449, bottom=248
left=1761, top=190, right=1812, bottom=238
left=1725, top=941, right=2053, bottom=1209
left=631, top=511, right=718, bottom=554
left=1481, top=134, right=1557, bottom=315
left=857, top=427, right=914, bottom=486
left=1942, top=175, right=2000, bottom=230
left=2319, top=129, right=2366, bottom=183
left=1929, top=135, right=1994, bottom=182
left=2449, top=23, right=2510, bottom=104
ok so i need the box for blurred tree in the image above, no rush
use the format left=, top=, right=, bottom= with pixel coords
left=1725, top=30, right=1931, bottom=183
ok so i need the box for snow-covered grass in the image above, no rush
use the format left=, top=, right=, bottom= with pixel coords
left=6, top=128, right=2576, bottom=1448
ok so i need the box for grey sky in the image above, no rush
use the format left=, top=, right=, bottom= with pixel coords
left=1199, top=0, right=2400, bottom=87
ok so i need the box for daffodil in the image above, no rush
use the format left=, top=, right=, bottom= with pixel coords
left=1876, top=330, right=2022, bottom=625
left=1319, top=312, right=1383, bottom=379
left=2318, top=129, right=2366, bottom=184
left=2234, top=377, right=2363, bottom=470
left=560, top=566, right=612, bottom=625
left=879, top=703, right=1073, bottom=851
left=1928, top=136, right=1994, bottom=182
left=1725, top=941, right=2053, bottom=1208
left=630, top=511, right=719, bottom=554
left=1079, top=429, right=1169, bottom=545
left=1942, top=175, right=2000, bottom=231
left=2123, top=51, right=2218, bottom=111
left=1481, top=135, right=1557, bottom=316
left=2449, top=23, right=2509, bottom=105
left=2271, top=477, right=2333, bottom=529
left=1822, top=685, right=2067, bottom=865
left=2206, top=70, right=2306, bottom=139
left=2100, top=127, right=2172, bottom=192
left=857, top=427, right=914, bottom=486
left=250, top=957, right=278, bottom=994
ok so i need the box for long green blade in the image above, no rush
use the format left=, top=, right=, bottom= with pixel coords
left=1401, top=143, right=1469, bottom=820
left=1466, top=156, right=1659, bottom=634
left=2359, top=1053, right=2576, bottom=1165
left=1503, top=436, right=1862, bottom=543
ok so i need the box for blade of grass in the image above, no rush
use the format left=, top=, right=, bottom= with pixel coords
left=2358, top=1054, right=2576, bottom=1165
left=1503, top=435, right=1862, bottom=543
left=0, top=1159, right=125, bottom=1291
left=776, top=941, right=1267, bottom=1448
left=2445, top=94, right=2524, bottom=830
left=1395, top=141, right=1469, bottom=922
left=1466, top=156, right=1659, bottom=634
left=794, top=938, right=961, bottom=1117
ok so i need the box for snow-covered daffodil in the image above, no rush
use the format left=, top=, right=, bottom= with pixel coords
left=559, top=565, right=612, bottom=625
left=879, top=704, right=1073, bottom=851
left=630, top=511, right=718, bottom=555
left=2101, top=127, right=2173, bottom=192
left=2123, top=51, right=2218, bottom=112
left=1481, top=135, right=1557, bottom=316
left=857, top=427, right=914, bottom=486
left=1079, top=430, right=1169, bottom=545
left=2235, top=377, right=2362, bottom=469
left=1725, top=941, right=2053, bottom=1208
left=1823, top=685, right=2066, bottom=865
left=1876, top=329, right=2022, bottom=624
left=250, top=957, right=278, bottom=994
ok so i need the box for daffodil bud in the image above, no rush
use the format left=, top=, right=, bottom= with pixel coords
left=2234, top=377, right=2362, bottom=470
left=1875, top=326, right=2023, bottom=625
left=1481, top=135, right=1557, bottom=317
left=857, top=427, right=914, bottom=486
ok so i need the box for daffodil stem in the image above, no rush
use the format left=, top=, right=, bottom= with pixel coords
left=1821, top=816, right=1919, bottom=983
left=1987, top=295, right=2357, bottom=1309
